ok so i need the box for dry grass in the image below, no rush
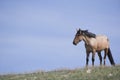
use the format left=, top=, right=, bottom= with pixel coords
left=0, top=65, right=120, bottom=80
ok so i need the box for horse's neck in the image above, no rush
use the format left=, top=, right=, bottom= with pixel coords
left=82, top=35, right=90, bottom=45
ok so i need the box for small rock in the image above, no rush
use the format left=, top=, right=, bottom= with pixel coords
left=108, top=73, right=112, bottom=77
left=86, top=69, right=91, bottom=73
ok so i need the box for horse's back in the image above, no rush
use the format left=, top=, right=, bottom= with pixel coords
left=96, top=35, right=109, bottom=50
left=96, top=35, right=108, bottom=40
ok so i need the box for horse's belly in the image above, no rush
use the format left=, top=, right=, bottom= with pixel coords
left=97, top=42, right=109, bottom=50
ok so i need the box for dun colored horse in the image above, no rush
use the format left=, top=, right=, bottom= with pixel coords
left=73, top=28, right=115, bottom=67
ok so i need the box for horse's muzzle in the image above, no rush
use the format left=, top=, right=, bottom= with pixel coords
left=73, top=42, right=77, bottom=45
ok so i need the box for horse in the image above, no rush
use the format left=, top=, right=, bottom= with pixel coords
left=73, top=28, right=115, bottom=67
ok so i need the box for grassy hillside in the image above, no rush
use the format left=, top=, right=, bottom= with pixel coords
left=0, top=65, right=120, bottom=80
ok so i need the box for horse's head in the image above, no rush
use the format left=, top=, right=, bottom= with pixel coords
left=73, top=28, right=87, bottom=45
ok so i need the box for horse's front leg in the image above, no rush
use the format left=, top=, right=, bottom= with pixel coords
left=97, top=52, right=102, bottom=66
left=92, top=50, right=96, bottom=67
left=86, top=51, right=90, bottom=68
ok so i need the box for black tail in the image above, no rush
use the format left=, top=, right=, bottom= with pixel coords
left=107, top=48, right=115, bottom=66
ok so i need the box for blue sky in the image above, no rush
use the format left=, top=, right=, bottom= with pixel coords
left=0, top=0, right=120, bottom=74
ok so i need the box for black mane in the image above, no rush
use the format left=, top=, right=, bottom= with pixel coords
left=77, top=28, right=96, bottom=38
left=84, top=31, right=96, bottom=38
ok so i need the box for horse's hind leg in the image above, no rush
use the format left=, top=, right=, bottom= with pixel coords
left=98, top=52, right=102, bottom=66
left=104, top=49, right=107, bottom=66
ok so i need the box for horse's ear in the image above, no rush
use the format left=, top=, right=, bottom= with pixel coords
left=76, top=28, right=81, bottom=32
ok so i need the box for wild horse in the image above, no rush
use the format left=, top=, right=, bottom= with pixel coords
left=73, top=28, right=115, bottom=67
